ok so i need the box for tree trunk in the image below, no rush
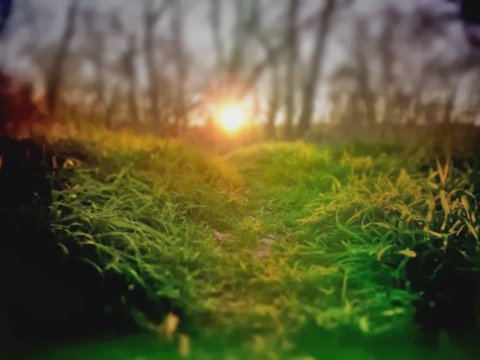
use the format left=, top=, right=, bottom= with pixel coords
left=143, top=0, right=170, bottom=126
left=229, top=0, right=249, bottom=74
left=297, top=0, right=335, bottom=137
left=123, top=36, right=139, bottom=124
left=284, top=0, right=300, bottom=139
left=229, top=0, right=259, bottom=75
left=45, top=0, right=78, bottom=115
left=144, top=16, right=160, bottom=124
left=171, top=0, right=188, bottom=133
left=91, top=37, right=106, bottom=119
left=353, top=18, right=376, bottom=127
left=378, top=7, right=397, bottom=125
left=266, top=63, right=280, bottom=138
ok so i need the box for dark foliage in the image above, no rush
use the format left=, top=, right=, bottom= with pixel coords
left=0, top=138, right=150, bottom=353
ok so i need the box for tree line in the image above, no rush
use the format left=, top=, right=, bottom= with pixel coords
left=1, top=0, right=479, bottom=139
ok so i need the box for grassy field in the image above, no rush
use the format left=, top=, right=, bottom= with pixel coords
left=14, top=126, right=480, bottom=359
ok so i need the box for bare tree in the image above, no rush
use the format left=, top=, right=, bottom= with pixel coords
left=266, top=61, right=281, bottom=138
left=228, top=0, right=260, bottom=75
left=378, top=6, right=399, bottom=125
left=228, top=0, right=249, bottom=74
left=121, top=35, right=140, bottom=124
left=253, top=7, right=280, bottom=139
left=45, top=0, right=79, bottom=115
left=237, top=5, right=340, bottom=101
left=208, top=0, right=225, bottom=68
left=352, top=18, right=376, bottom=126
left=284, top=0, right=300, bottom=139
left=171, top=0, right=188, bottom=132
left=80, top=7, right=107, bottom=119
left=297, top=0, right=335, bottom=137
left=240, top=0, right=282, bottom=138
left=143, top=0, right=170, bottom=125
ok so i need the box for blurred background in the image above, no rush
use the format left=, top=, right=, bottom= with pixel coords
left=1, top=0, right=480, bottom=143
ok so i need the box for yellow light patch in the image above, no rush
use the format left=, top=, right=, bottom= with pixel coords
left=216, top=103, right=248, bottom=133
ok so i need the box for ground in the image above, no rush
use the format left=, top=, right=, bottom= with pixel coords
left=1, top=125, right=479, bottom=359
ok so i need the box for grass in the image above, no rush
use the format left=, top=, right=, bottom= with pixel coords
left=31, top=126, right=480, bottom=359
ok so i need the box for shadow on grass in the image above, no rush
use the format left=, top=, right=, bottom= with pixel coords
left=0, top=138, right=171, bottom=354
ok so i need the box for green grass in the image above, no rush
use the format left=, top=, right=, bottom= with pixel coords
left=38, top=127, right=480, bottom=359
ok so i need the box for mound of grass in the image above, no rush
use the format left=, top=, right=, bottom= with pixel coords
left=301, top=155, right=480, bottom=332
left=227, top=143, right=418, bottom=334
left=45, top=129, right=480, bottom=358
left=51, top=128, right=246, bottom=324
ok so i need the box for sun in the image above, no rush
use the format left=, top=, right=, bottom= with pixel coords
left=216, top=103, right=248, bottom=133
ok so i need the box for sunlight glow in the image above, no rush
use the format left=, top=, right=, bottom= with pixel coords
left=216, top=103, right=248, bottom=133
